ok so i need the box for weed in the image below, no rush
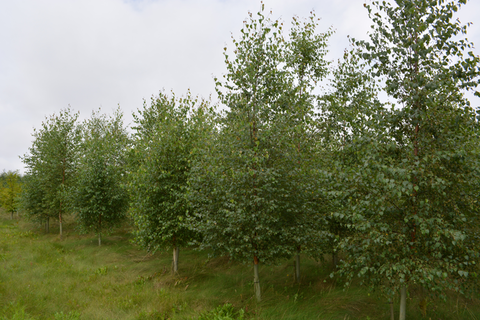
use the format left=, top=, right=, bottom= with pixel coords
left=196, top=303, right=245, bottom=320
left=94, top=266, right=108, bottom=276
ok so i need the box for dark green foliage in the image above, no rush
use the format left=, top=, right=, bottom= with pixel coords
left=73, top=108, right=129, bottom=243
left=327, top=0, right=480, bottom=305
left=188, top=7, right=332, bottom=301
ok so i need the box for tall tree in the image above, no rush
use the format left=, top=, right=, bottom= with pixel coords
left=0, top=171, right=22, bottom=219
left=74, top=108, right=129, bottom=246
left=129, top=91, right=213, bottom=273
left=189, top=6, right=331, bottom=300
left=329, top=1, right=480, bottom=318
left=21, top=108, right=81, bottom=237
left=282, top=13, right=333, bottom=282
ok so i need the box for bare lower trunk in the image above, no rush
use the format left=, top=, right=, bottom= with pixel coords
left=399, top=285, right=407, bottom=320
left=390, top=299, right=395, bottom=320
left=254, top=256, right=261, bottom=302
left=98, top=215, right=102, bottom=246
left=11, top=212, right=14, bottom=220
left=59, top=213, right=63, bottom=239
left=295, top=247, right=300, bottom=283
left=172, top=246, right=179, bottom=274
left=45, top=217, right=50, bottom=233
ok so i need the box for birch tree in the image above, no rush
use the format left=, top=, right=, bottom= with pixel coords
left=329, top=1, right=480, bottom=318
left=129, top=91, right=213, bottom=273
left=74, top=108, right=129, bottom=246
left=189, top=6, right=332, bottom=300
left=21, top=108, right=81, bottom=237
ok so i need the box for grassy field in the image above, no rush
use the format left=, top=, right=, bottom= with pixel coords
left=0, top=211, right=479, bottom=320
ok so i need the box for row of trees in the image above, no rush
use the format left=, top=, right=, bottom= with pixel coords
left=18, top=1, right=480, bottom=318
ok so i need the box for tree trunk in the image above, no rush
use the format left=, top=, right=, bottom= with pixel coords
left=11, top=212, right=14, bottom=220
left=59, top=212, right=63, bottom=239
left=295, top=247, right=301, bottom=283
left=390, top=299, right=395, bottom=320
left=399, top=285, right=407, bottom=320
left=98, top=215, right=102, bottom=246
left=45, top=217, right=50, bottom=233
left=254, top=256, right=261, bottom=302
left=172, top=246, right=179, bottom=274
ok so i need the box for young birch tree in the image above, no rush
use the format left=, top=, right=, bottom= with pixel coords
left=278, top=13, right=333, bottom=282
left=189, top=6, right=332, bottom=300
left=74, top=108, right=129, bottom=246
left=129, top=91, right=213, bottom=274
left=22, top=108, right=81, bottom=237
left=330, top=1, right=480, bottom=318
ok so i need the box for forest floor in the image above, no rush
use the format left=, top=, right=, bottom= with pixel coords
left=0, top=211, right=479, bottom=320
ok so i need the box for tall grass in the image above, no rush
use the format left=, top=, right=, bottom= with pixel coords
left=1, top=211, right=479, bottom=320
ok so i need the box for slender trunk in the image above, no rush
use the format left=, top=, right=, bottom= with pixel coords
left=60, top=162, right=65, bottom=239
left=45, top=217, right=50, bottom=233
left=59, top=215, right=63, bottom=239
left=11, top=212, right=14, bottom=220
left=390, top=299, right=395, bottom=320
left=254, top=255, right=261, bottom=302
left=59, top=202, right=63, bottom=240
left=172, top=246, right=179, bottom=274
left=399, top=285, right=407, bottom=320
left=98, top=214, right=102, bottom=246
left=295, top=246, right=301, bottom=283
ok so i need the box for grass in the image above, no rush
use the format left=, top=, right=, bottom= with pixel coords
left=0, top=210, right=479, bottom=320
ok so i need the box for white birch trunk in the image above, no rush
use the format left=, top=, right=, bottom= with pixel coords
left=172, top=246, right=179, bottom=274
left=98, top=233, right=102, bottom=246
left=399, top=285, right=406, bottom=320
left=254, top=257, right=261, bottom=302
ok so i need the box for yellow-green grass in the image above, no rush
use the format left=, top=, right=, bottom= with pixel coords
left=0, top=211, right=479, bottom=320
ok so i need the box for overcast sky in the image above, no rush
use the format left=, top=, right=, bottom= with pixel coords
left=1, top=0, right=479, bottom=174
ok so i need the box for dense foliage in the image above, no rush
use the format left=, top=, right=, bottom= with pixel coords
left=129, top=91, right=214, bottom=272
left=325, top=0, right=480, bottom=318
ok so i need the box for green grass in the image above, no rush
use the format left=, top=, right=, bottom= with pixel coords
left=0, top=211, right=479, bottom=320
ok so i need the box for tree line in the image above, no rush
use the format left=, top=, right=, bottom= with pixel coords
left=5, top=1, right=479, bottom=319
